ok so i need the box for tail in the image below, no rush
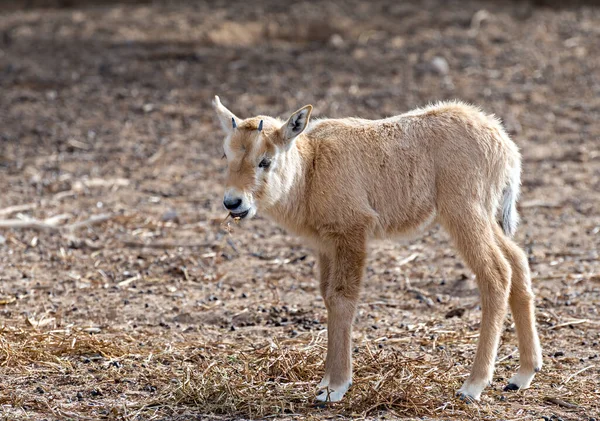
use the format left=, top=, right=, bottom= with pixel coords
left=500, top=160, right=521, bottom=237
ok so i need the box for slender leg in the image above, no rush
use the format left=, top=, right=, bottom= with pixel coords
left=318, top=252, right=332, bottom=303
left=493, top=225, right=542, bottom=391
left=316, top=237, right=366, bottom=402
left=442, top=213, right=512, bottom=400
left=317, top=252, right=332, bottom=389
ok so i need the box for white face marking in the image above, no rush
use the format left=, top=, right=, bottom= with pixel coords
left=221, top=126, right=301, bottom=219
left=221, top=131, right=265, bottom=218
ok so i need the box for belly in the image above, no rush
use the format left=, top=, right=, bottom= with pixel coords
left=371, top=207, right=438, bottom=240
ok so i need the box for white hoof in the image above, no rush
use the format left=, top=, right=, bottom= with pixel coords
left=457, top=379, right=488, bottom=401
left=505, top=368, right=538, bottom=391
left=317, top=375, right=330, bottom=389
left=316, top=381, right=351, bottom=402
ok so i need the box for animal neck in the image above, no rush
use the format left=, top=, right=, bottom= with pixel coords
left=263, top=136, right=312, bottom=234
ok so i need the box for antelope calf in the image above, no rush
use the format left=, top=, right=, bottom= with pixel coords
left=212, top=96, right=542, bottom=402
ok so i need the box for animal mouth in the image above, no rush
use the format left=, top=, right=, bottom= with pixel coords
left=230, top=209, right=249, bottom=219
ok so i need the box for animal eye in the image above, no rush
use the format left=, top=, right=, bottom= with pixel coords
left=258, top=158, right=271, bottom=169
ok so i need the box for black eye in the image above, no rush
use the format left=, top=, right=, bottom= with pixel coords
left=258, top=157, right=271, bottom=169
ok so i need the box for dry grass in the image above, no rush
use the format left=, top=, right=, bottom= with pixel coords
left=0, top=325, right=475, bottom=420
left=162, top=337, right=460, bottom=418
left=1, top=322, right=598, bottom=420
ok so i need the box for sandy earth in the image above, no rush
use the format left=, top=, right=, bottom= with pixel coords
left=0, top=1, right=599, bottom=420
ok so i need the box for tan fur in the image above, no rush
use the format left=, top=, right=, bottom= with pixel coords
left=213, top=96, right=542, bottom=402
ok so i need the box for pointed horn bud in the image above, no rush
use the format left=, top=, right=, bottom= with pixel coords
left=231, top=117, right=237, bottom=129
left=257, top=120, right=263, bottom=132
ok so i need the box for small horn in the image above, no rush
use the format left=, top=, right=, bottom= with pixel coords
left=231, top=117, right=237, bottom=129
left=257, top=120, right=263, bottom=132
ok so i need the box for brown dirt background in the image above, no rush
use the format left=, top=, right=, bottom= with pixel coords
left=0, top=0, right=599, bottom=420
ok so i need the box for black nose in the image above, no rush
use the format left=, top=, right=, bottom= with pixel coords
left=223, top=197, right=242, bottom=210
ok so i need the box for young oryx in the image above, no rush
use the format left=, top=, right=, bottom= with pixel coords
left=212, top=96, right=542, bottom=403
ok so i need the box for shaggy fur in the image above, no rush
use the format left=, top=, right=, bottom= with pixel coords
left=213, top=96, right=542, bottom=402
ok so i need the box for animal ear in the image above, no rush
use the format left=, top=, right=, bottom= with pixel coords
left=212, top=95, right=239, bottom=133
left=281, top=105, right=312, bottom=145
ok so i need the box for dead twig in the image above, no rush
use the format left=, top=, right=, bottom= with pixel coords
left=0, top=203, right=37, bottom=217
left=543, top=396, right=579, bottom=409
left=0, top=213, right=114, bottom=232
left=547, top=318, right=590, bottom=330
left=557, top=365, right=595, bottom=390
left=64, top=213, right=114, bottom=231
left=0, top=219, right=60, bottom=232
left=121, top=240, right=212, bottom=249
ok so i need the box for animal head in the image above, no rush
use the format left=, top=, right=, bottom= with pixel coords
left=212, top=96, right=312, bottom=219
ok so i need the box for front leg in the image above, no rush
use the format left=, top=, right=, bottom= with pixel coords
left=316, top=238, right=366, bottom=402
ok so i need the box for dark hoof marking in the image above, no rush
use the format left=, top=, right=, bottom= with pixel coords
left=504, top=383, right=520, bottom=391
left=534, top=367, right=541, bottom=373
left=456, top=392, right=475, bottom=403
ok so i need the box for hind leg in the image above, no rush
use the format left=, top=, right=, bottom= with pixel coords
left=442, top=211, right=512, bottom=400
left=493, top=225, right=542, bottom=391
left=317, top=252, right=332, bottom=390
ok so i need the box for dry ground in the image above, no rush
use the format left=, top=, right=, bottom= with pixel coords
left=0, top=1, right=599, bottom=420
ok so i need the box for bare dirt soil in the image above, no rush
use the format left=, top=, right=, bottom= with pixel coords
left=0, top=1, right=599, bottom=420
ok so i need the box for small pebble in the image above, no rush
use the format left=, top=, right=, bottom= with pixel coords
left=431, top=56, right=449, bottom=75
left=553, top=351, right=564, bottom=357
left=161, top=209, right=178, bottom=222
left=329, top=33, right=344, bottom=48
